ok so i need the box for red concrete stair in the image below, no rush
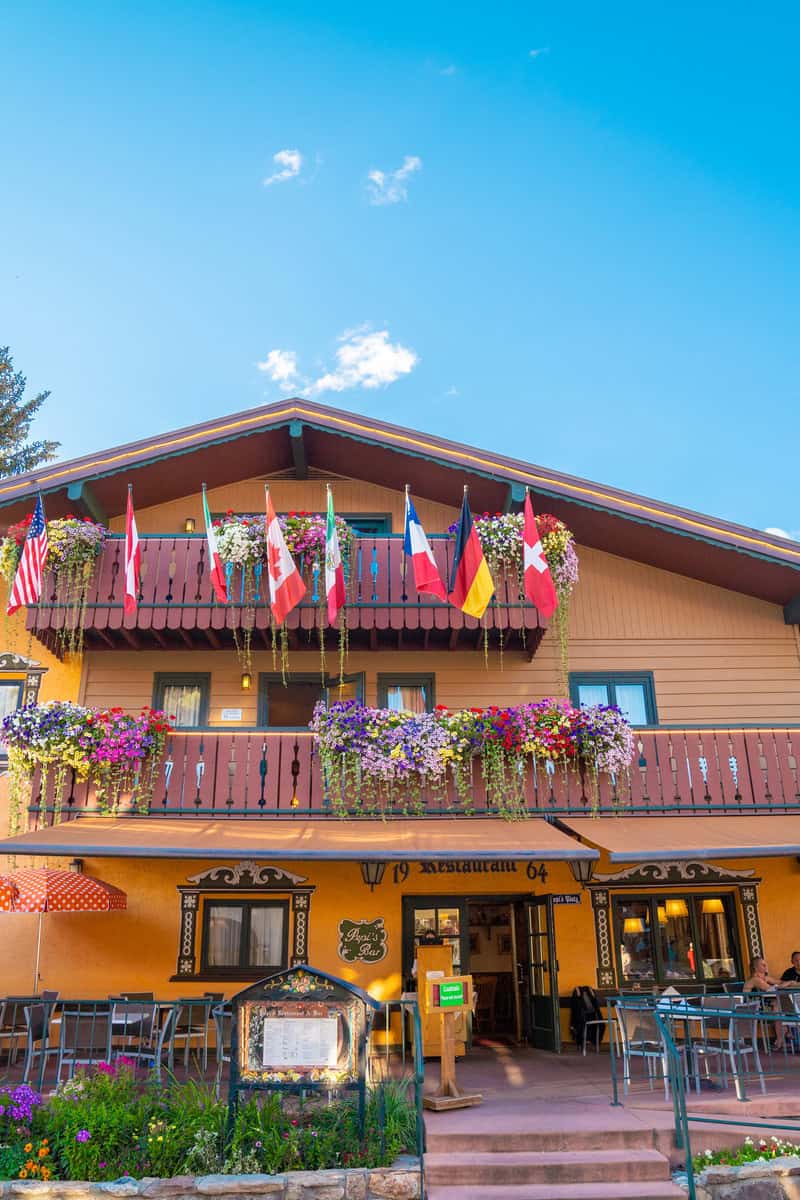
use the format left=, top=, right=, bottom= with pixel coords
left=426, top=1185, right=685, bottom=1200
left=424, top=1147, right=671, bottom=1186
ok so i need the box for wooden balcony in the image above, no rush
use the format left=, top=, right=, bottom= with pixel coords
left=27, top=725, right=800, bottom=827
left=25, top=535, right=544, bottom=653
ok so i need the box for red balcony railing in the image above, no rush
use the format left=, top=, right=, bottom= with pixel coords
left=27, top=725, right=800, bottom=826
left=25, top=535, right=544, bottom=652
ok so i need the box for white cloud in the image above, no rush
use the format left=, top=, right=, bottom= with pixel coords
left=765, top=526, right=800, bottom=542
left=445, top=385, right=459, bottom=397
left=310, top=329, right=418, bottom=393
left=529, top=47, right=550, bottom=59
left=263, top=148, right=303, bottom=186
left=440, top=64, right=457, bottom=76
left=257, top=349, right=299, bottom=386
left=366, top=155, right=422, bottom=205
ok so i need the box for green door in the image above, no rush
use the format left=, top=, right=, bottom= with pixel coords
left=525, top=896, right=561, bottom=1052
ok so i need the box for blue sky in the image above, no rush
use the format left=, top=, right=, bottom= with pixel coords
left=2, top=1, right=799, bottom=535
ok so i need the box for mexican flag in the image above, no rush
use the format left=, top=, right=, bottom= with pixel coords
left=265, top=486, right=305, bottom=624
left=325, top=485, right=346, bottom=624
left=202, top=484, right=228, bottom=604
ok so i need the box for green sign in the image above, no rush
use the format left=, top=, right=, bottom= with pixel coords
left=439, top=980, right=466, bottom=1008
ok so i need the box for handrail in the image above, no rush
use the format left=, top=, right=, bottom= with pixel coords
left=611, top=995, right=800, bottom=1200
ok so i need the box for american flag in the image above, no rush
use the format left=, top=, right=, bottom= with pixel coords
left=7, top=495, right=48, bottom=615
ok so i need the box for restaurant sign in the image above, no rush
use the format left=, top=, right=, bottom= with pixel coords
left=338, top=917, right=388, bottom=964
left=392, top=861, right=549, bottom=883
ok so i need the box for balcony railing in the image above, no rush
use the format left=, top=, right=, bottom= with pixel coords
left=27, top=725, right=800, bottom=826
left=25, top=535, right=544, bottom=652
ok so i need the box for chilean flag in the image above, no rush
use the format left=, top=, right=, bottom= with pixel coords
left=523, top=490, right=558, bottom=618
left=123, top=485, right=141, bottom=616
left=265, top=487, right=305, bottom=624
left=403, top=489, right=447, bottom=601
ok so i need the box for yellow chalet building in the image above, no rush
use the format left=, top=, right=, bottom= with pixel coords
left=1, top=398, right=800, bottom=1051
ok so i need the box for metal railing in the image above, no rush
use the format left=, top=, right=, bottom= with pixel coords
left=608, top=995, right=800, bottom=1200
left=28, top=723, right=800, bottom=823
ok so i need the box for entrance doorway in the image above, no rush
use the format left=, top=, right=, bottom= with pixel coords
left=401, top=894, right=561, bottom=1052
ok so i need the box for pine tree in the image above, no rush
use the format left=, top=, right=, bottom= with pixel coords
left=0, top=347, right=59, bottom=478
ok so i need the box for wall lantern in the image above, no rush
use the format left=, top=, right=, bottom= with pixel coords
left=184, top=517, right=196, bottom=533
left=240, top=671, right=253, bottom=691
left=665, top=898, right=689, bottom=918
left=701, top=898, right=725, bottom=915
left=68, top=858, right=83, bottom=874
left=568, top=858, right=595, bottom=885
left=359, top=862, right=386, bottom=891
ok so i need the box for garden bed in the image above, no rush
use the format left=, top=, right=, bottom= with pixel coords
left=0, top=1066, right=419, bottom=1197
left=692, top=1137, right=800, bottom=1199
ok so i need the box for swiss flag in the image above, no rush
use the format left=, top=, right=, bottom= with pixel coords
left=523, top=491, right=558, bottom=618
left=265, top=488, right=305, bottom=625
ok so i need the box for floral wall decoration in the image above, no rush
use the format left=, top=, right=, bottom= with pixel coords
left=213, top=510, right=355, bottom=677
left=447, top=511, right=578, bottom=688
left=0, top=513, right=107, bottom=656
left=311, top=698, right=633, bottom=819
left=1, top=701, right=171, bottom=834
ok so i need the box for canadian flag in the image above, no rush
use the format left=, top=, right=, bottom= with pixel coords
left=523, top=490, right=558, bottom=618
left=124, top=485, right=141, bottom=616
left=265, top=488, right=305, bottom=625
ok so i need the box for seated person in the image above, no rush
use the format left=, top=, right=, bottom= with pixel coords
left=781, top=951, right=800, bottom=984
left=744, top=956, right=786, bottom=1050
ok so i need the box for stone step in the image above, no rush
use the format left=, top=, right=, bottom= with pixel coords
left=424, top=1128, right=659, bottom=1154
left=423, top=1148, right=672, bottom=1186
left=425, top=1183, right=686, bottom=1200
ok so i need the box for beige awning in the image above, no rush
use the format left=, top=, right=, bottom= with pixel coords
left=562, top=815, right=800, bottom=862
left=0, top=816, right=598, bottom=862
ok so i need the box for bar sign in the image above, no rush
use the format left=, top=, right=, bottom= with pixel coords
left=552, top=893, right=582, bottom=905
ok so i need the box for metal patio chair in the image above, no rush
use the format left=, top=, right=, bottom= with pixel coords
left=169, top=998, right=212, bottom=1072
left=0, top=996, right=40, bottom=1067
left=56, top=1005, right=113, bottom=1082
left=212, top=1003, right=232, bottom=1097
left=614, top=1002, right=691, bottom=1099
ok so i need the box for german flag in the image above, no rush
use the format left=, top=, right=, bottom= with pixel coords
left=448, top=491, right=494, bottom=618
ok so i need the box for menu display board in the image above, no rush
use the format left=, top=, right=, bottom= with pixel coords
left=263, top=1017, right=338, bottom=1068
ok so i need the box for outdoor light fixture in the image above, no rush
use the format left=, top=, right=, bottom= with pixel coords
left=359, top=862, right=386, bottom=891
left=240, top=671, right=253, bottom=690
left=665, top=898, right=689, bottom=918
left=568, top=858, right=595, bottom=885
left=184, top=517, right=196, bottom=533
left=623, top=916, right=645, bottom=934
left=701, top=898, right=725, bottom=915
left=68, top=858, right=83, bottom=874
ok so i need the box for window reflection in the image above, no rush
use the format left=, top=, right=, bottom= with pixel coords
left=617, top=900, right=654, bottom=981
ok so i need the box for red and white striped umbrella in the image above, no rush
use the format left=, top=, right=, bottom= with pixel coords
left=0, top=867, right=127, bottom=989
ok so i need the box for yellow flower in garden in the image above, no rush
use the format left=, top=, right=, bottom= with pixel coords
left=39, top=1146, right=49, bottom=1158
left=19, top=1170, right=28, bottom=1179
left=41, top=1168, right=51, bottom=1181
left=24, top=1143, right=33, bottom=1153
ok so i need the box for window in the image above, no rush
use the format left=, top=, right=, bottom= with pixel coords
left=153, top=673, right=210, bottom=728
left=0, top=680, right=24, bottom=759
left=613, top=894, right=740, bottom=986
left=377, top=674, right=435, bottom=714
left=201, top=899, right=288, bottom=973
left=338, top=514, right=392, bottom=536
left=258, top=673, right=365, bottom=728
left=570, top=672, right=657, bottom=726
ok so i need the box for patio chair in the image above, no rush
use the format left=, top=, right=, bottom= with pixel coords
left=0, top=996, right=40, bottom=1066
left=614, top=1002, right=691, bottom=1099
left=22, top=1003, right=59, bottom=1085
left=56, top=1005, right=113, bottom=1082
left=152, top=1006, right=177, bottom=1083
left=169, top=998, right=212, bottom=1072
left=212, top=1003, right=232, bottom=1097
left=695, top=998, right=766, bottom=1095
left=110, top=997, right=158, bottom=1065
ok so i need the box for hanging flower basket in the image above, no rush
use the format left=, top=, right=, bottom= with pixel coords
left=1, top=701, right=172, bottom=832
left=214, top=513, right=268, bottom=671
left=0, top=514, right=107, bottom=656
left=447, top=511, right=578, bottom=688
left=311, top=698, right=633, bottom=819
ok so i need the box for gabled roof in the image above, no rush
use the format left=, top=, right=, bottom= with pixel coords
left=1, top=397, right=798, bottom=608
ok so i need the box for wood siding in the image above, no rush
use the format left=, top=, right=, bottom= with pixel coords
left=108, top=478, right=459, bottom=535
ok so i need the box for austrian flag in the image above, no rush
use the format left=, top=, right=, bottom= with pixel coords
left=265, top=487, right=305, bottom=624
left=523, top=490, right=558, bottom=618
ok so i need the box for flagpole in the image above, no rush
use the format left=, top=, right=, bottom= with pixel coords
left=401, top=484, right=409, bottom=602
left=33, top=910, right=42, bottom=992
